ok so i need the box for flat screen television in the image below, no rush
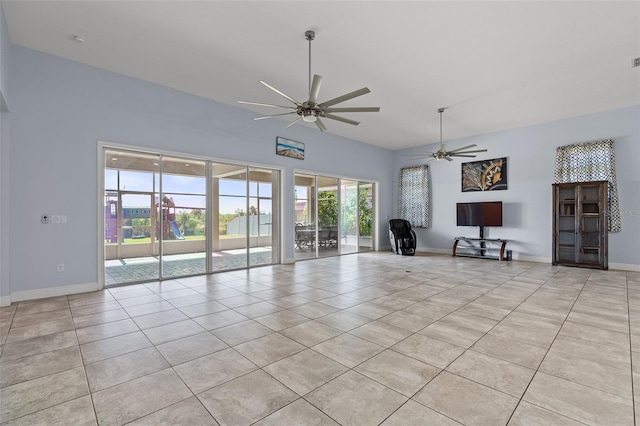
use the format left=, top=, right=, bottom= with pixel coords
left=456, top=201, right=503, bottom=227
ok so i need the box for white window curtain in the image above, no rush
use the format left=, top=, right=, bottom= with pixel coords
left=398, top=165, right=430, bottom=228
left=554, top=139, right=621, bottom=232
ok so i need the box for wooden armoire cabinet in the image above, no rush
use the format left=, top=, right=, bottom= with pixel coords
left=552, top=181, right=608, bottom=269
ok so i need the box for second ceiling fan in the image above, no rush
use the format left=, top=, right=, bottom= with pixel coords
left=405, top=108, right=487, bottom=162
left=238, top=30, right=379, bottom=132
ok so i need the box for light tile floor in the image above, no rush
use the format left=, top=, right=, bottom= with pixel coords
left=1, top=252, right=639, bottom=425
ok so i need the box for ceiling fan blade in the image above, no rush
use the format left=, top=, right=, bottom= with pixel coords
left=320, top=87, right=371, bottom=108
left=401, top=153, right=436, bottom=158
left=324, top=107, right=380, bottom=113
left=238, top=100, right=295, bottom=109
left=309, top=74, right=323, bottom=104
left=315, top=117, right=327, bottom=132
left=323, top=114, right=360, bottom=126
left=452, top=149, right=487, bottom=154
left=448, top=144, right=478, bottom=153
left=444, top=156, right=454, bottom=162
left=259, top=81, right=301, bottom=106
left=285, top=116, right=303, bottom=128
left=449, top=154, right=477, bottom=158
left=404, top=156, right=434, bottom=162
left=405, top=155, right=434, bottom=160
left=253, top=112, right=296, bottom=121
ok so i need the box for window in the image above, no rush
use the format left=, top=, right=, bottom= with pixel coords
left=398, top=165, right=430, bottom=228
left=555, top=139, right=621, bottom=232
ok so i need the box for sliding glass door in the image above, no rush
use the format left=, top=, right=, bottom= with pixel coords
left=317, top=176, right=339, bottom=259
left=248, top=167, right=279, bottom=267
left=161, top=157, right=207, bottom=279
left=104, top=148, right=280, bottom=286
left=358, top=182, right=374, bottom=253
left=104, top=151, right=161, bottom=285
left=341, top=179, right=358, bottom=255
left=212, top=162, right=248, bottom=272
left=294, top=172, right=375, bottom=261
left=294, top=174, right=316, bottom=261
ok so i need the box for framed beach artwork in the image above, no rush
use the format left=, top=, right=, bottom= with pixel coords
left=462, top=157, right=508, bottom=192
left=276, top=137, right=305, bottom=160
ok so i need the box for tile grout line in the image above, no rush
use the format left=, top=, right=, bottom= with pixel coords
left=70, top=294, right=100, bottom=426
left=0, top=305, right=17, bottom=357
left=626, top=273, right=637, bottom=426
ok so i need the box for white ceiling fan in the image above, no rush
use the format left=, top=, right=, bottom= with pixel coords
left=238, top=30, right=380, bottom=132
left=404, top=108, right=487, bottom=162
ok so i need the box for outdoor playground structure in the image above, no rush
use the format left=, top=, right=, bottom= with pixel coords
left=105, top=194, right=185, bottom=243
left=104, top=193, right=274, bottom=262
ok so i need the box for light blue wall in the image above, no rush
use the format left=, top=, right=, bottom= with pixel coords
left=396, top=105, right=640, bottom=269
left=0, top=3, right=11, bottom=300
left=7, top=45, right=395, bottom=295
left=0, top=2, right=7, bottom=99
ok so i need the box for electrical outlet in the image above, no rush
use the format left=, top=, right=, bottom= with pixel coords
left=57, top=263, right=64, bottom=272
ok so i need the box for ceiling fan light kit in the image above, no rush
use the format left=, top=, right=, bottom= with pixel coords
left=238, top=30, right=380, bottom=131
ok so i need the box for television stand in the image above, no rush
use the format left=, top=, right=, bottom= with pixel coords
left=452, top=237, right=509, bottom=261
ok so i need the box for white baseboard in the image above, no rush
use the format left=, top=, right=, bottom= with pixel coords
left=416, top=247, right=450, bottom=255
left=609, top=262, right=640, bottom=272
left=283, top=257, right=295, bottom=264
left=416, top=247, right=639, bottom=271
left=417, top=246, right=550, bottom=262
left=514, top=254, right=552, bottom=263
left=8, top=282, right=99, bottom=304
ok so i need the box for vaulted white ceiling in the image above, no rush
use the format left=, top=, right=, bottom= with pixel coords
left=3, top=1, right=639, bottom=150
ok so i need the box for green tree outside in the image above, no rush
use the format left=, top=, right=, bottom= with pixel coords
left=318, top=188, right=372, bottom=236
left=318, top=191, right=338, bottom=226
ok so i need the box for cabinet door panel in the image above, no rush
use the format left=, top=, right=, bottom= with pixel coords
left=558, top=232, right=576, bottom=245
left=558, top=216, right=575, bottom=231
left=581, top=231, right=600, bottom=247
left=582, top=203, right=599, bottom=214
left=558, top=247, right=575, bottom=262
left=581, top=186, right=600, bottom=201
left=582, top=248, right=600, bottom=263
left=558, top=188, right=575, bottom=201
left=582, top=217, right=599, bottom=232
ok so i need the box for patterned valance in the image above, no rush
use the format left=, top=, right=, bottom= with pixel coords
left=555, top=139, right=621, bottom=232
